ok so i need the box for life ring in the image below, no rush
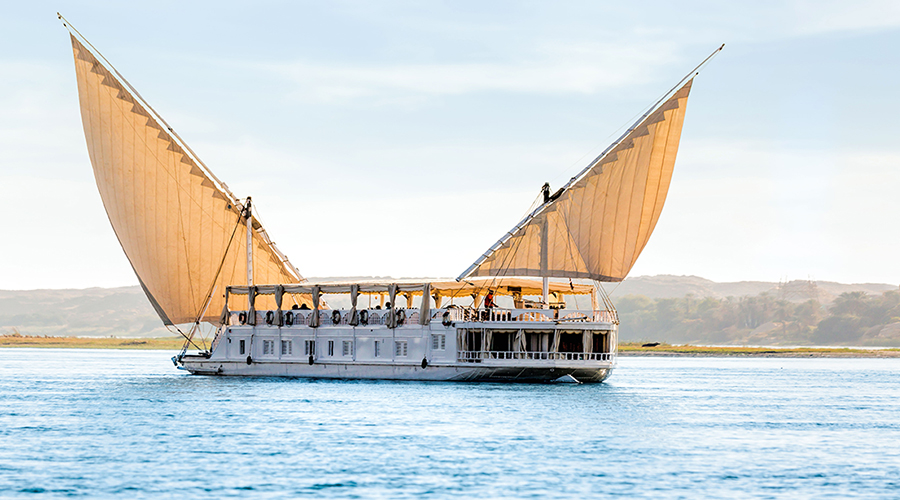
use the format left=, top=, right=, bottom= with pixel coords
left=396, top=309, right=406, bottom=326
left=285, top=311, right=294, bottom=326
left=238, top=312, right=247, bottom=324
left=332, top=310, right=342, bottom=325
left=359, top=309, right=369, bottom=326
left=441, top=311, right=452, bottom=327
left=265, top=311, right=275, bottom=325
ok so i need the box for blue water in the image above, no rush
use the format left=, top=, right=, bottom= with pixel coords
left=0, top=350, right=898, bottom=498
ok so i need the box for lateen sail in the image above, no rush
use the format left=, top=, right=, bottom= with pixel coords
left=460, top=79, right=693, bottom=282
left=69, top=35, right=308, bottom=325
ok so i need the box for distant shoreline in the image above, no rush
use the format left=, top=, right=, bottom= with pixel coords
left=618, top=343, right=900, bottom=358
left=1, top=335, right=898, bottom=358
left=0, top=335, right=185, bottom=350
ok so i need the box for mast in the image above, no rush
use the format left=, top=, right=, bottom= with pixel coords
left=245, top=197, right=254, bottom=288
left=244, top=197, right=254, bottom=315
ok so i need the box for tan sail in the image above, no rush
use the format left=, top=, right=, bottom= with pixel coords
left=69, top=35, right=308, bottom=325
left=460, top=80, right=693, bottom=282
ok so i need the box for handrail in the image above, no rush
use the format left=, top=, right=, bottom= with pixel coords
left=457, top=350, right=614, bottom=362
left=226, top=307, right=617, bottom=326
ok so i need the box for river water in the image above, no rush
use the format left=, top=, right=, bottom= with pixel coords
left=0, top=349, right=897, bottom=498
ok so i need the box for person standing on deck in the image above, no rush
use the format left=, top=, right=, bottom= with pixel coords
left=484, top=290, right=496, bottom=309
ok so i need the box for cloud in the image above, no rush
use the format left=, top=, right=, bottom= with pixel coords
left=789, top=0, right=900, bottom=36
left=256, top=40, right=680, bottom=104
left=633, top=139, right=900, bottom=283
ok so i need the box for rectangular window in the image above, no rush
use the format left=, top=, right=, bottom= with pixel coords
left=328, top=340, right=335, bottom=356
left=239, top=339, right=245, bottom=355
left=395, top=340, right=408, bottom=357
left=374, top=340, right=381, bottom=357
left=263, top=340, right=274, bottom=355
left=431, top=334, right=446, bottom=351
left=342, top=340, right=354, bottom=357
left=281, top=340, right=292, bottom=356
left=304, top=340, right=316, bottom=356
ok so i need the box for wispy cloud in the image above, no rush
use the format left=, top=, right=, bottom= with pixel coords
left=257, top=40, right=680, bottom=104
left=789, top=0, right=900, bottom=35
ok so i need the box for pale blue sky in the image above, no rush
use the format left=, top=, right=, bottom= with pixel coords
left=2, top=1, right=899, bottom=289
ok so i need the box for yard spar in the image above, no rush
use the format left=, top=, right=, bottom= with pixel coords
left=62, top=16, right=309, bottom=344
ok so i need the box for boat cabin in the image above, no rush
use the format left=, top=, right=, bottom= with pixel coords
left=207, top=278, right=617, bottom=379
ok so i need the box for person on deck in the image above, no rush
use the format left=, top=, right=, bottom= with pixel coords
left=484, top=290, right=496, bottom=309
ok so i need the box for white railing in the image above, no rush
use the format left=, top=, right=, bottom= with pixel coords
left=228, top=307, right=617, bottom=327
left=459, top=308, right=617, bottom=323
left=457, top=350, right=614, bottom=362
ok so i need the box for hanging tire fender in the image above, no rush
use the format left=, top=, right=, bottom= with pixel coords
left=359, top=309, right=369, bottom=326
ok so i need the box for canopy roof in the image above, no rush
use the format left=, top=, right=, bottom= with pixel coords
left=228, top=277, right=594, bottom=297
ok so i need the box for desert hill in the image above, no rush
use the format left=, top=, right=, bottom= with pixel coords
left=1, top=275, right=896, bottom=344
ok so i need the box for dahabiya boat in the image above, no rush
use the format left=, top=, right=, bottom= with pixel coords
left=60, top=14, right=721, bottom=382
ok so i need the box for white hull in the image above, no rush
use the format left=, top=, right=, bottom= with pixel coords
left=183, top=356, right=612, bottom=382
left=180, top=308, right=617, bottom=383
left=180, top=358, right=611, bottom=383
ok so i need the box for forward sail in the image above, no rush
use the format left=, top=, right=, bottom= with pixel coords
left=69, top=34, right=307, bottom=325
left=459, top=79, right=694, bottom=282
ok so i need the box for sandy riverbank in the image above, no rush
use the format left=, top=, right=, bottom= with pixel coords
left=0, top=335, right=185, bottom=350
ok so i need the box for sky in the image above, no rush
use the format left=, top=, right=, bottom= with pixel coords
left=1, top=1, right=899, bottom=290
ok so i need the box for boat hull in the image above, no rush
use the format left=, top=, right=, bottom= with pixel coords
left=181, top=357, right=611, bottom=383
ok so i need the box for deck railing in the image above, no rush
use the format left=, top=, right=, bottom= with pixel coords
left=228, top=307, right=617, bottom=327
left=457, top=350, right=614, bottom=362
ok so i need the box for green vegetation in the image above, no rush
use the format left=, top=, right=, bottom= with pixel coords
left=619, top=342, right=900, bottom=357
left=0, top=334, right=184, bottom=350
left=616, top=291, right=900, bottom=346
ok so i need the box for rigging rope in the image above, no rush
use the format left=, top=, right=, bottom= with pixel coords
left=180, top=211, right=245, bottom=357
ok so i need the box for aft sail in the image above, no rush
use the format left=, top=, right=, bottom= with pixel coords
left=459, top=78, right=696, bottom=282
left=68, top=34, right=307, bottom=325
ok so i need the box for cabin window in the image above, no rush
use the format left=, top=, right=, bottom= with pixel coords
left=431, top=334, right=446, bottom=351
left=239, top=339, right=245, bottom=355
left=374, top=340, right=381, bottom=357
left=395, top=340, right=408, bottom=357
left=342, top=340, right=354, bottom=357
left=328, top=340, right=335, bottom=356
left=304, top=340, right=316, bottom=356
left=281, top=340, right=292, bottom=356
left=263, top=340, right=274, bottom=355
